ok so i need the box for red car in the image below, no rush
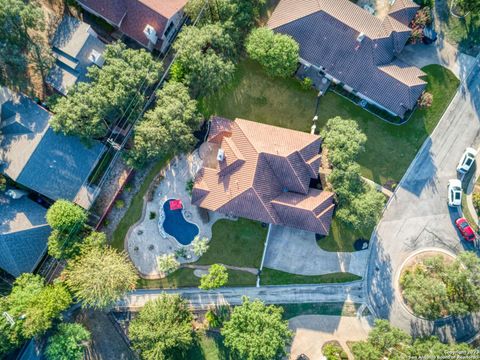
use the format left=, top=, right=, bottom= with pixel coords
left=455, top=218, right=476, bottom=242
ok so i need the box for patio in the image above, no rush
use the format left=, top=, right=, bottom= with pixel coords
left=126, top=152, right=226, bottom=278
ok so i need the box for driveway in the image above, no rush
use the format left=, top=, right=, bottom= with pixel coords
left=397, top=38, right=476, bottom=81
left=289, top=315, right=372, bottom=360
left=263, top=225, right=368, bottom=277
left=367, top=59, right=480, bottom=342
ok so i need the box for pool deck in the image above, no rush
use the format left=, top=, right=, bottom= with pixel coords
left=126, top=152, right=226, bottom=278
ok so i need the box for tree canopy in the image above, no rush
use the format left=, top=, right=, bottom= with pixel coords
left=63, top=246, right=138, bottom=309
left=45, top=323, right=91, bottom=360
left=222, top=297, right=292, bottom=360
left=127, top=81, right=201, bottom=167
left=0, top=274, right=72, bottom=356
left=129, top=294, right=193, bottom=360
left=173, top=24, right=236, bottom=98
left=46, top=200, right=87, bottom=232
left=400, top=251, right=480, bottom=319
left=199, top=264, right=228, bottom=290
left=246, top=27, right=299, bottom=78
left=456, top=0, right=480, bottom=13
left=157, top=253, right=180, bottom=275
left=51, top=42, right=162, bottom=139
left=352, top=319, right=471, bottom=359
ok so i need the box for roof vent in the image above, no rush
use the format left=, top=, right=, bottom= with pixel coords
left=357, top=32, right=365, bottom=43
left=143, top=25, right=158, bottom=45
left=88, top=49, right=104, bottom=66
left=217, top=148, right=225, bottom=162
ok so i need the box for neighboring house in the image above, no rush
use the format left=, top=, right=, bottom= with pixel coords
left=46, top=15, right=106, bottom=95
left=0, top=194, right=50, bottom=277
left=76, top=0, right=188, bottom=51
left=268, top=0, right=427, bottom=118
left=0, top=88, right=105, bottom=209
left=192, top=117, right=335, bottom=235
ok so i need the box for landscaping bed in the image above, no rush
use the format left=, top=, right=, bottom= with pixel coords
left=260, top=268, right=361, bottom=285
left=280, top=302, right=361, bottom=319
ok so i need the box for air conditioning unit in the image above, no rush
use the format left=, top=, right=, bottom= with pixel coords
left=357, top=32, right=365, bottom=43
left=217, top=148, right=225, bottom=162
left=88, top=49, right=104, bottom=66
left=143, top=24, right=158, bottom=45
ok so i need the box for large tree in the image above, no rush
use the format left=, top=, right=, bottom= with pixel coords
left=51, top=42, right=162, bottom=139
left=0, top=274, right=72, bottom=356
left=45, top=323, right=91, bottom=360
left=456, top=0, right=480, bottom=13
left=246, top=27, right=299, bottom=78
left=63, top=246, right=138, bottom=309
left=321, top=117, right=367, bottom=169
left=173, top=24, right=236, bottom=97
left=46, top=200, right=87, bottom=232
left=129, top=294, right=193, bottom=360
left=0, top=0, right=46, bottom=83
left=127, top=81, right=201, bottom=166
left=222, top=297, right=292, bottom=360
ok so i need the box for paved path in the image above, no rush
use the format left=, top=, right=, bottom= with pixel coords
left=366, top=58, right=480, bottom=342
left=116, top=283, right=364, bottom=310
left=263, top=225, right=369, bottom=277
left=289, top=315, right=372, bottom=360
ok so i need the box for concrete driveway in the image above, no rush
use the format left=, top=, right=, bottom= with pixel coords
left=263, top=225, right=368, bottom=277
left=289, top=315, right=372, bottom=360
left=367, top=60, right=480, bottom=341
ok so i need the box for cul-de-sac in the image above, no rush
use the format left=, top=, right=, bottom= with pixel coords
left=1, top=0, right=480, bottom=358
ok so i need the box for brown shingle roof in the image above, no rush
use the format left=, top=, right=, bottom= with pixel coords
left=192, top=117, right=335, bottom=235
left=268, top=0, right=425, bottom=117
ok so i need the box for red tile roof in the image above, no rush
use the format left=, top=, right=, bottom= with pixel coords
left=77, top=0, right=187, bottom=48
left=192, top=117, right=335, bottom=235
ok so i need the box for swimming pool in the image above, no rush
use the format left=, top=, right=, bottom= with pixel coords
left=162, top=199, right=199, bottom=245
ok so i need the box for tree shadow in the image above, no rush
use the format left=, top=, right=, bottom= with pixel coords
left=410, top=312, right=480, bottom=342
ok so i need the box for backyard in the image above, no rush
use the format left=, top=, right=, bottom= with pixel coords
left=201, top=60, right=460, bottom=187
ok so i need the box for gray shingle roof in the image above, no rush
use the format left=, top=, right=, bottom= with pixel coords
left=46, top=16, right=106, bottom=95
left=268, top=0, right=427, bottom=117
left=0, top=194, right=50, bottom=277
left=0, top=88, right=105, bottom=208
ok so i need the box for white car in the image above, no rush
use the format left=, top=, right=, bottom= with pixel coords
left=457, top=147, right=477, bottom=174
left=447, top=179, right=462, bottom=207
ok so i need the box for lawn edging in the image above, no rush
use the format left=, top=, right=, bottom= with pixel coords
left=260, top=268, right=362, bottom=286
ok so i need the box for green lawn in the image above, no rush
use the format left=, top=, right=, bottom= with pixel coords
left=280, top=302, right=361, bottom=319
left=195, top=218, right=268, bottom=268
left=187, top=331, right=233, bottom=360
left=110, top=155, right=170, bottom=250
left=317, top=217, right=362, bottom=252
left=138, top=268, right=256, bottom=289
left=201, top=60, right=459, bottom=187
left=260, top=268, right=361, bottom=285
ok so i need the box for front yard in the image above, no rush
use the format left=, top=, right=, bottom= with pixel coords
left=201, top=60, right=459, bottom=187
left=260, top=268, right=361, bottom=285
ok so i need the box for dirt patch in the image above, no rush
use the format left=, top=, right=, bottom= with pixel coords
left=76, top=309, right=137, bottom=360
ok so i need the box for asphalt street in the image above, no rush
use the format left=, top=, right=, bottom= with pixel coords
left=366, top=60, right=480, bottom=342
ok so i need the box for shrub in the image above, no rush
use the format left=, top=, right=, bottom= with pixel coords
left=323, top=342, right=348, bottom=360
left=473, top=192, right=480, bottom=213
left=191, top=236, right=209, bottom=257
left=114, top=199, right=125, bottom=209
left=157, top=253, right=180, bottom=275
left=301, top=77, right=313, bottom=90
left=46, top=200, right=87, bottom=232
left=199, top=264, right=228, bottom=290
left=205, top=305, right=231, bottom=329
left=413, top=7, right=431, bottom=26
left=0, top=174, right=6, bottom=191
left=418, top=91, right=433, bottom=108
left=410, top=26, right=424, bottom=44
left=186, top=179, right=194, bottom=196
left=149, top=211, right=156, bottom=220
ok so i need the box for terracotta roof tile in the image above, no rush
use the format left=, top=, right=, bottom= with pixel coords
left=192, top=118, right=335, bottom=235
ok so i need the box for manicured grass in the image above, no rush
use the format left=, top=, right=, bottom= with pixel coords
left=280, top=302, right=361, bottom=319
left=317, top=217, right=362, bottom=252
left=187, top=331, right=233, bottom=360
left=110, top=155, right=170, bottom=250
left=195, top=218, right=268, bottom=268
left=137, top=268, right=256, bottom=289
left=201, top=60, right=459, bottom=187
left=260, top=268, right=361, bottom=285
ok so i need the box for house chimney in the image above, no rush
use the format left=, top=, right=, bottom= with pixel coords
left=217, top=148, right=225, bottom=162
left=88, top=49, right=104, bottom=66
left=356, top=32, right=365, bottom=43
left=143, top=25, right=158, bottom=45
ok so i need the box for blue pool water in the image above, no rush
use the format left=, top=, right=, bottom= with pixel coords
left=162, top=199, right=199, bottom=245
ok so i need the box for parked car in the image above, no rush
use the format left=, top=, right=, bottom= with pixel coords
left=455, top=217, right=476, bottom=242
left=447, top=179, right=462, bottom=207
left=457, top=147, right=477, bottom=174
left=296, top=355, right=310, bottom=360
